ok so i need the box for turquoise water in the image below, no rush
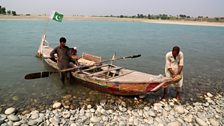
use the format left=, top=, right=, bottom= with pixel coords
left=0, top=20, right=224, bottom=111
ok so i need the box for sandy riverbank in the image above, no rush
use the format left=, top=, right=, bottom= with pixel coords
left=0, top=92, right=223, bottom=126
left=1, top=15, right=224, bottom=27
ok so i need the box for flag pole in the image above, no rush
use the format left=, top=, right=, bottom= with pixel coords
left=43, top=13, right=52, bottom=35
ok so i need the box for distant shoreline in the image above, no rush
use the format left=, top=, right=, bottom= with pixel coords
left=1, top=15, right=224, bottom=27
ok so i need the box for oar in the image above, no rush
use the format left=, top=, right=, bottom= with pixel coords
left=60, top=54, right=141, bottom=72
left=24, top=71, right=57, bottom=80
left=24, top=54, right=141, bottom=80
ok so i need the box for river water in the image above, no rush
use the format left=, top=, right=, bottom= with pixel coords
left=0, top=20, right=223, bottom=112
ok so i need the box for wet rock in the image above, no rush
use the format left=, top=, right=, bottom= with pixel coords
left=63, top=94, right=72, bottom=100
left=5, top=108, right=16, bottom=115
left=196, top=117, right=208, bottom=126
left=12, top=96, right=19, bottom=101
left=53, top=102, right=62, bottom=109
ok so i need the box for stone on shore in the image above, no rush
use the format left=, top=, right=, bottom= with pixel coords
left=174, top=105, right=185, bottom=114
left=167, top=121, right=180, bottom=126
left=7, top=114, right=19, bottom=122
left=206, top=92, right=213, bottom=97
left=5, top=107, right=16, bottom=115
left=196, top=117, right=208, bottom=126
left=209, top=118, right=219, bottom=126
left=0, top=93, right=223, bottom=126
left=53, top=102, right=62, bottom=109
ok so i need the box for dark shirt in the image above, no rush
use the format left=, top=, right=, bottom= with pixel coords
left=50, top=46, right=72, bottom=70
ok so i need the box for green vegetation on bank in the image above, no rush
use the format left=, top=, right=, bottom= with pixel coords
left=103, top=14, right=224, bottom=23
left=0, top=5, right=17, bottom=16
left=1, top=4, right=223, bottom=23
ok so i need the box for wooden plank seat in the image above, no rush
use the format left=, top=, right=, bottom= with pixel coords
left=88, top=67, right=122, bottom=77
left=82, top=64, right=109, bottom=72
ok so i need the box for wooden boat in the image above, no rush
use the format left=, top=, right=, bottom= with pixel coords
left=36, top=34, right=181, bottom=96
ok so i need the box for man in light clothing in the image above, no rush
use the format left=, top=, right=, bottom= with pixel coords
left=162, top=46, right=184, bottom=100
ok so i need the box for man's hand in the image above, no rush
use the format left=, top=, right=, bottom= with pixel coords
left=168, top=68, right=176, bottom=78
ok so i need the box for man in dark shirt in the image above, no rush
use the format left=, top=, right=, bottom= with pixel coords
left=50, top=37, right=76, bottom=84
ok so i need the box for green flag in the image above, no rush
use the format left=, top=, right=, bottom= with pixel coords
left=51, top=11, right=63, bottom=22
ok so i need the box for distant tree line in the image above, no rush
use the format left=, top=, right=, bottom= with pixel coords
left=104, top=14, right=224, bottom=23
left=0, top=5, right=17, bottom=16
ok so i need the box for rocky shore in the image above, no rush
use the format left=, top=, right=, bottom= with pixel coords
left=0, top=92, right=223, bottom=126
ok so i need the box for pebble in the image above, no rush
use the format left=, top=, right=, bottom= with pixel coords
left=174, top=105, right=185, bottom=114
left=7, top=115, right=19, bottom=122
left=133, top=118, right=139, bottom=125
left=90, top=116, right=101, bottom=123
left=90, top=108, right=95, bottom=113
left=87, top=105, right=92, bottom=109
left=148, top=110, right=156, bottom=117
left=184, top=114, right=193, bottom=123
left=5, top=108, right=16, bottom=115
left=31, top=113, right=39, bottom=120
left=52, top=102, right=62, bottom=109
left=12, top=96, right=19, bottom=101
left=209, top=118, right=219, bottom=126
left=28, top=120, right=37, bottom=125
left=167, top=121, right=180, bottom=126
left=62, top=111, right=71, bottom=119
left=206, top=92, right=213, bottom=97
left=13, top=121, right=21, bottom=126
left=196, top=117, right=208, bottom=126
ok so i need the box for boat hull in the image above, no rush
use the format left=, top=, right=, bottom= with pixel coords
left=71, top=74, right=160, bottom=96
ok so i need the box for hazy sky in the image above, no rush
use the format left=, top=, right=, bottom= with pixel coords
left=1, top=0, right=223, bottom=17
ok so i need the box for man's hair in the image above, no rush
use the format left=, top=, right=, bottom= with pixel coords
left=172, top=46, right=180, bottom=53
left=59, top=37, right=66, bottom=43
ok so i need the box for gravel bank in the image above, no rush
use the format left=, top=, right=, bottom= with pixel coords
left=0, top=92, right=223, bottom=126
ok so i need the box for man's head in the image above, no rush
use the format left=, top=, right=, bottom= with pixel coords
left=172, top=46, right=180, bottom=58
left=59, top=37, right=66, bottom=48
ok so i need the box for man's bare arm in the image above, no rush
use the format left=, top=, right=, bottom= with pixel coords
left=177, top=66, right=183, bottom=75
left=168, top=68, right=175, bottom=77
